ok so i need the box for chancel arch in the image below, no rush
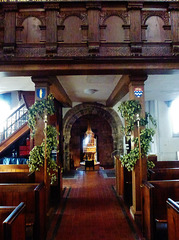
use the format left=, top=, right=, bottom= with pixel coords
left=63, top=103, right=123, bottom=171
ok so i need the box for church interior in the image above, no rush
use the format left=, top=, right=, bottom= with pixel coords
left=0, top=0, right=179, bottom=240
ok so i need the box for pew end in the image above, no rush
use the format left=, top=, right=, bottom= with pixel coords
left=167, top=198, right=179, bottom=240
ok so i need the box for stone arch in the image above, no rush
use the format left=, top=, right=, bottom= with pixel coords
left=63, top=103, right=123, bottom=171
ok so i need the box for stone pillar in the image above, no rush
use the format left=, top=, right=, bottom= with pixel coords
left=3, top=3, right=17, bottom=56
left=86, top=3, right=101, bottom=55
left=128, top=74, right=147, bottom=226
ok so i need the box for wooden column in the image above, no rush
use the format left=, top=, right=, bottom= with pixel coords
left=128, top=3, right=143, bottom=56
left=3, top=3, right=17, bottom=56
left=128, top=74, right=147, bottom=226
left=44, top=3, right=59, bottom=56
left=31, top=77, right=51, bottom=147
left=169, top=4, right=179, bottom=55
left=86, top=3, right=101, bottom=55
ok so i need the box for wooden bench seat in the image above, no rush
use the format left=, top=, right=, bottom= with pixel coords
left=143, top=180, right=179, bottom=240
left=0, top=202, right=25, bottom=240
left=153, top=161, right=179, bottom=169
left=0, top=164, right=29, bottom=172
left=167, top=198, right=179, bottom=240
left=0, top=182, right=45, bottom=240
left=148, top=168, right=179, bottom=181
left=0, top=171, right=35, bottom=183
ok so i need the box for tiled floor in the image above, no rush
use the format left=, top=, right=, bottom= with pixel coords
left=47, top=170, right=142, bottom=240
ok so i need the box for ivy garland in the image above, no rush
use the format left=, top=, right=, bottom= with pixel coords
left=27, top=94, right=59, bottom=184
left=118, top=100, right=156, bottom=171
left=28, top=94, right=55, bottom=137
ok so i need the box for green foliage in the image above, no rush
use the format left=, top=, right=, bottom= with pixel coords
left=28, top=94, right=55, bottom=137
left=147, top=160, right=155, bottom=169
left=120, top=147, right=139, bottom=171
left=118, top=100, right=141, bottom=136
left=28, top=94, right=59, bottom=184
left=118, top=100, right=156, bottom=171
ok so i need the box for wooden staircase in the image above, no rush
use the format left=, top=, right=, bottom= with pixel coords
left=0, top=123, right=30, bottom=154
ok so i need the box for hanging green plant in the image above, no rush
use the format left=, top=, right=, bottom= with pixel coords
left=118, top=100, right=141, bottom=137
left=27, top=94, right=59, bottom=184
left=118, top=100, right=156, bottom=171
left=28, top=93, right=55, bottom=137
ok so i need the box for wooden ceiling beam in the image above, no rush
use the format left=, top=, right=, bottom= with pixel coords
left=106, top=75, right=130, bottom=107
left=49, top=76, right=72, bottom=107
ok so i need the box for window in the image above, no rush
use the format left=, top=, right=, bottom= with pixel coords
left=170, top=97, right=179, bottom=136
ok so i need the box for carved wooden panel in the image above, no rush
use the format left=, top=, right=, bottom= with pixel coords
left=21, top=17, right=41, bottom=43
left=16, top=46, right=46, bottom=57
left=63, top=16, right=82, bottom=43
left=103, top=16, right=125, bottom=42
left=100, top=10, right=129, bottom=42
left=57, top=11, right=87, bottom=43
left=100, top=45, right=130, bottom=56
left=145, top=16, right=166, bottom=42
left=0, top=12, right=4, bottom=44
left=16, top=11, right=45, bottom=43
left=142, top=44, right=171, bottom=56
left=57, top=46, right=88, bottom=57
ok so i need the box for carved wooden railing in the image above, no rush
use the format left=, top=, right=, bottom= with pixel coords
left=0, top=104, right=28, bottom=144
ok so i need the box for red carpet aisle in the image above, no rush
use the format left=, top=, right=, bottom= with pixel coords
left=47, top=170, right=142, bottom=240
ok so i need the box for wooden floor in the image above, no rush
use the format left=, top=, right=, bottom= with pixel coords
left=46, top=170, right=143, bottom=240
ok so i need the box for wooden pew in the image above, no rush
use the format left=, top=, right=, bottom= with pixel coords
left=115, top=157, right=132, bottom=206
left=167, top=198, right=179, bottom=240
left=2, top=202, right=26, bottom=240
left=0, top=164, right=29, bottom=172
left=0, top=183, right=45, bottom=240
left=0, top=202, right=25, bottom=240
left=153, top=161, right=179, bottom=169
left=0, top=171, right=35, bottom=183
left=142, top=180, right=179, bottom=240
left=148, top=168, right=179, bottom=181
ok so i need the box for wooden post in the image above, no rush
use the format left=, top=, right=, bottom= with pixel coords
left=44, top=113, right=48, bottom=187
left=128, top=74, right=147, bottom=227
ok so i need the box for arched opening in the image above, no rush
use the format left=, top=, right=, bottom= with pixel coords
left=69, top=114, right=114, bottom=169
left=63, top=103, right=123, bottom=172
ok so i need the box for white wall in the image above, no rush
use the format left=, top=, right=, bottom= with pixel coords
left=113, top=98, right=179, bottom=161
left=157, top=100, right=179, bottom=161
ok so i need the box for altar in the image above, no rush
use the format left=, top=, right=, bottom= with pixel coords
left=82, top=123, right=100, bottom=170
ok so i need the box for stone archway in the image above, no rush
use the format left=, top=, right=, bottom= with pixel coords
left=63, top=102, right=123, bottom=171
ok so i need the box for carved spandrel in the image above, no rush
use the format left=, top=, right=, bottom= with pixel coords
left=57, top=11, right=88, bottom=25
left=57, top=11, right=88, bottom=43
left=142, top=11, right=170, bottom=25
left=100, top=10, right=129, bottom=25
left=16, top=11, right=45, bottom=27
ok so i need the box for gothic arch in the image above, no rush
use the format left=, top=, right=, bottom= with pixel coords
left=63, top=103, right=123, bottom=171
